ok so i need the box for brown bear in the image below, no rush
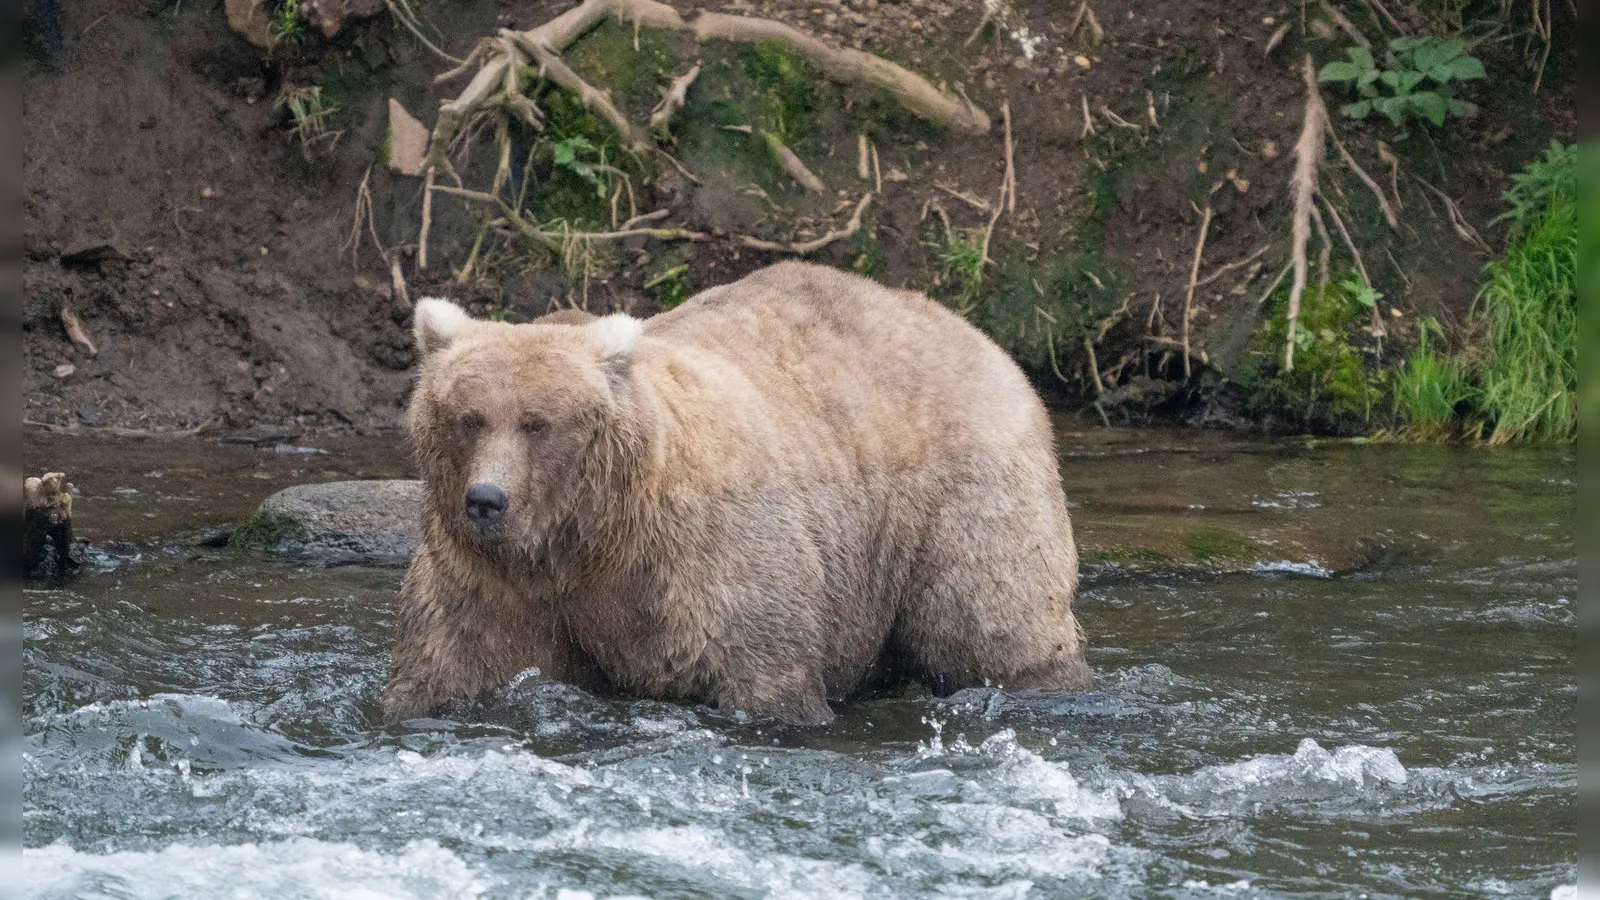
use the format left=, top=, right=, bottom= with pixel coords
left=381, top=261, right=1090, bottom=725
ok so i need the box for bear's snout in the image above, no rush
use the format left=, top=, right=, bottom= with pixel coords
left=465, top=482, right=509, bottom=532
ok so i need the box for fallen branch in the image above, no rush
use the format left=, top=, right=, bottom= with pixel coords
left=934, top=182, right=991, bottom=212
left=60, top=308, right=97, bottom=355
left=649, top=63, right=701, bottom=129
left=690, top=10, right=989, bottom=132
left=1181, top=203, right=1214, bottom=380
left=1195, top=244, right=1269, bottom=288
left=736, top=193, right=874, bottom=255
left=1319, top=0, right=1370, bottom=48
left=1002, top=99, right=1016, bottom=215
left=1284, top=55, right=1328, bottom=373
left=761, top=131, right=826, bottom=194
left=502, top=0, right=987, bottom=131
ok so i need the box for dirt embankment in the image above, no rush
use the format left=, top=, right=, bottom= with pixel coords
left=22, top=0, right=1572, bottom=436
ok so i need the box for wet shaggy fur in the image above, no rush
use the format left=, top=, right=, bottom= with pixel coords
left=381, top=261, right=1090, bottom=724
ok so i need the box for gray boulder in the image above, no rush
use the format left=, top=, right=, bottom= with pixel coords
left=235, top=480, right=423, bottom=564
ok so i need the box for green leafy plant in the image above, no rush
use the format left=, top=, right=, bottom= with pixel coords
left=1493, top=140, right=1575, bottom=241
left=644, top=264, right=693, bottom=310
left=551, top=136, right=612, bottom=199
left=1342, top=275, right=1383, bottom=311
left=1318, top=36, right=1485, bottom=128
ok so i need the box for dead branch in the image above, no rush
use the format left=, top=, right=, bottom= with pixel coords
left=391, top=256, right=412, bottom=307
left=385, top=0, right=463, bottom=64
left=736, top=193, right=874, bottom=255
left=1099, top=105, right=1141, bottom=130
left=1319, top=0, right=1370, bottom=48
left=934, top=182, right=991, bottom=212
left=1196, top=244, right=1269, bottom=288
left=691, top=11, right=989, bottom=131
left=649, top=63, right=701, bottom=129
left=60, top=308, right=97, bottom=356
left=761, top=131, right=826, bottom=194
left=1181, top=204, right=1213, bottom=380
left=505, top=0, right=987, bottom=131
left=1081, top=94, right=1096, bottom=138
left=1002, top=100, right=1016, bottom=215
left=620, top=208, right=671, bottom=230
left=1264, top=21, right=1292, bottom=55
left=857, top=135, right=871, bottom=181
left=1285, top=55, right=1328, bottom=373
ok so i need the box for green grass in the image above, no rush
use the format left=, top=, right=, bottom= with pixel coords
left=1392, top=317, right=1477, bottom=438
left=1473, top=194, right=1577, bottom=443
left=1393, top=144, right=1577, bottom=444
left=1493, top=140, right=1575, bottom=242
left=924, top=227, right=985, bottom=310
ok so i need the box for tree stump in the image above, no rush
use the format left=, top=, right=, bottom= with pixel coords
left=24, top=472, right=79, bottom=580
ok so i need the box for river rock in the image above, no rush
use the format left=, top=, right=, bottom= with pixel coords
left=235, top=480, right=423, bottom=563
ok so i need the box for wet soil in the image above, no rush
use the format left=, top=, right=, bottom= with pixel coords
left=21, top=0, right=1574, bottom=435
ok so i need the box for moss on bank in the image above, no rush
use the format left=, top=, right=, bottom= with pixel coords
left=231, top=509, right=308, bottom=551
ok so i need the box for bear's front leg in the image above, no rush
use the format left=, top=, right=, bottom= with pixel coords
left=381, top=542, right=575, bottom=722
left=716, top=669, right=836, bottom=727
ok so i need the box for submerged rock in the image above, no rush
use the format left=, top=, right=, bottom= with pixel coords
left=235, top=480, right=422, bottom=564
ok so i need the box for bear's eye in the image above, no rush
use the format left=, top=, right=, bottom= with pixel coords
left=456, top=415, right=485, bottom=437
left=520, top=415, right=549, bottom=435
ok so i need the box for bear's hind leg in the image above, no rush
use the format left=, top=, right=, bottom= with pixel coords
left=895, top=473, right=1091, bottom=696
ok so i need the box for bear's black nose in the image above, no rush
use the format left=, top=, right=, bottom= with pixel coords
left=465, top=482, right=508, bottom=525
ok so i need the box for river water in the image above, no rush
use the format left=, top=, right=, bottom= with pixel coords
left=20, top=425, right=1576, bottom=899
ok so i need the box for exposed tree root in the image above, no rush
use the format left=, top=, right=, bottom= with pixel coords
left=1284, top=55, right=1328, bottom=373
left=414, top=0, right=988, bottom=270
left=735, top=193, right=874, bottom=255
left=649, top=63, right=700, bottom=129
left=1180, top=203, right=1213, bottom=380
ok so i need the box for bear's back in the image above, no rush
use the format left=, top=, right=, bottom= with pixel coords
left=643, top=261, right=1049, bottom=463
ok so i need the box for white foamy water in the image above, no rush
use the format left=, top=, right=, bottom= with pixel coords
left=22, top=838, right=490, bottom=899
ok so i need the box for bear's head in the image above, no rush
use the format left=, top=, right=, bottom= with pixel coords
left=407, top=298, right=645, bottom=548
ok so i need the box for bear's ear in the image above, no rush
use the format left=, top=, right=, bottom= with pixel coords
left=413, top=297, right=479, bottom=357
left=588, top=314, right=644, bottom=361
left=587, top=313, right=645, bottom=389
